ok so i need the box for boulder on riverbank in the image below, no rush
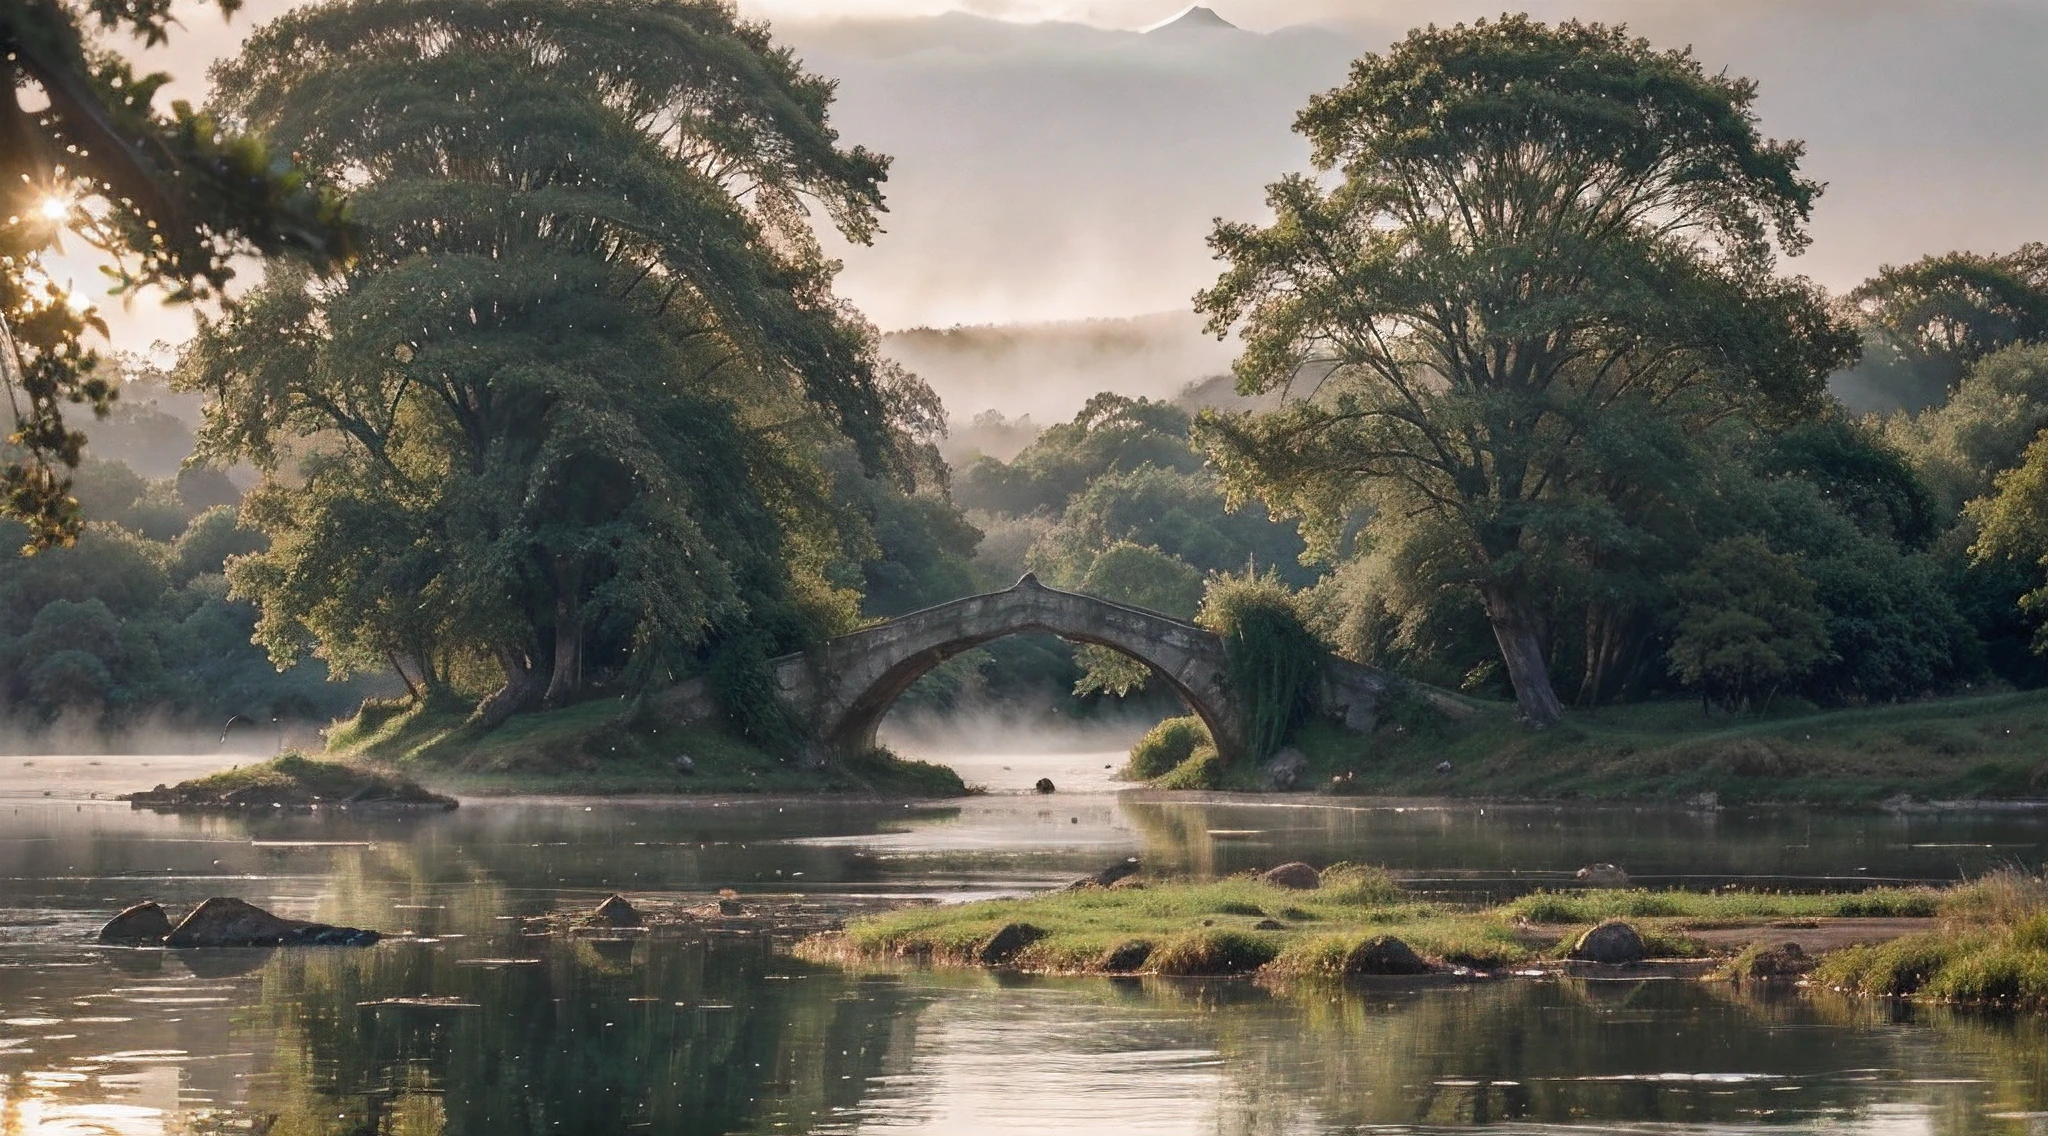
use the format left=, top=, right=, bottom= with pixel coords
left=1262, top=862, right=1321, bottom=890
left=1262, top=747, right=1308, bottom=790
left=1569, top=920, right=1647, bottom=964
left=1344, top=935, right=1432, bottom=975
left=977, top=922, right=1047, bottom=965
left=98, top=901, right=173, bottom=945
left=162, top=898, right=381, bottom=948
left=122, top=753, right=456, bottom=813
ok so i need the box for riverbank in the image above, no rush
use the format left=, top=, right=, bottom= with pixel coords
left=324, top=696, right=969, bottom=797
left=1148, top=689, right=2048, bottom=805
left=799, top=867, right=2048, bottom=1006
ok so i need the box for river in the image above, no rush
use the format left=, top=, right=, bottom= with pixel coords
left=2, top=752, right=2046, bottom=1135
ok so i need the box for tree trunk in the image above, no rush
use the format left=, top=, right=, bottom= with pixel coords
left=1480, top=584, right=1566, bottom=725
left=543, top=559, right=582, bottom=707
left=474, top=645, right=548, bottom=731
left=386, top=651, right=420, bottom=701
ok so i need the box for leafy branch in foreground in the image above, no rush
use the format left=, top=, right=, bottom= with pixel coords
left=1, top=0, right=352, bottom=548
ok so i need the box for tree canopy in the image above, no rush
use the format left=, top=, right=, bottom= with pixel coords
left=181, top=0, right=939, bottom=731
left=1193, top=15, right=1856, bottom=724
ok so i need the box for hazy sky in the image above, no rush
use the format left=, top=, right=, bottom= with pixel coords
left=58, top=0, right=2048, bottom=355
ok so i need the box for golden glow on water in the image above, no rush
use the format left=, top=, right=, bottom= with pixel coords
left=0, top=756, right=2045, bottom=1134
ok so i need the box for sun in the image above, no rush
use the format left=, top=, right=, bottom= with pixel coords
left=37, top=195, right=70, bottom=223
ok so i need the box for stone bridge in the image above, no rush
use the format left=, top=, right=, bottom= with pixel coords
left=655, top=574, right=1452, bottom=765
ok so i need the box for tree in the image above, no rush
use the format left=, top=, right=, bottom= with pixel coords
left=1193, top=16, right=1855, bottom=724
left=1, top=0, right=349, bottom=546
left=1968, top=430, right=2048, bottom=654
left=1666, top=536, right=1829, bottom=713
left=1845, top=245, right=2048, bottom=409
left=183, top=0, right=938, bottom=732
left=1886, top=342, right=2048, bottom=515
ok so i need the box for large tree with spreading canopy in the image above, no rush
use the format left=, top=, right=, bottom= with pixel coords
left=183, top=0, right=940, bottom=731
left=1192, top=16, right=1856, bottom=724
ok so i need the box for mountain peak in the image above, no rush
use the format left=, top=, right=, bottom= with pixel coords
left=1142, top=6, right=1239, bottom=34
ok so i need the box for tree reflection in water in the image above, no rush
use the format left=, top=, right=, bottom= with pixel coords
left=225, top=936, right=930, bottom=1135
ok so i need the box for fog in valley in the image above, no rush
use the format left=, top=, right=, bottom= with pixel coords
left=97, top=0, right=2048, bottom=429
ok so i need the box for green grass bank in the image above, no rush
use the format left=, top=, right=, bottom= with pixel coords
left=801, top=868, right=2048, bottom=1007
left=322, top=696, right=968, bottom=797
left=1136, top=690, right=2048, bottom=805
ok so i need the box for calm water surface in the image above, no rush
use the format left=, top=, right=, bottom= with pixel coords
left=2, top=753, right=2046, bottom=1135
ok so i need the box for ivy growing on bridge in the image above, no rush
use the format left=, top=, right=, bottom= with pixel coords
left=1200, top=575, right=1325, bottom=761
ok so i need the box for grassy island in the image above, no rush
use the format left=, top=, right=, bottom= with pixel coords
left=800, top=867, right=2048, bottom=1007
left=124, top=752, right=457, bottom=811
left=322, top=697, right=968, bottom=798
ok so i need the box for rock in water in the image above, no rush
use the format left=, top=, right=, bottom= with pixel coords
left=1033, top=778, right=1056, bottom=794
left=1569, top=920, right=1647, bottom=964
left=1575, top=863, right=1630, bottom=888
left=98, top=901, right=172, bottom=945
left=594, top=894, right=641, bottom=927
left=1343, top=935, right=1431, bottom=975
left=164, top=898, right=381, bottom=948
left=1261, top=862, right=1321, bottom=890
left=1262, top=747, right=1308, bottom=790
left=975, top=922, right=1046, bottom=965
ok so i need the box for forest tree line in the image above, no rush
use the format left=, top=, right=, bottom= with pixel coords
left=7, top=2, right=2048, bottom=742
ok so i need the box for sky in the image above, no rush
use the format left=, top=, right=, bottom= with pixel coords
left=56, top=0, right=2048, bottom=364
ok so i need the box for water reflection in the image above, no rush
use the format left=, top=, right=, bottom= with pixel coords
left=1, top=782, right=2046, bottom=1135
left=13, top=947, right=2048, bottom=1135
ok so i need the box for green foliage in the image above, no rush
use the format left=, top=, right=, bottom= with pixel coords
left=0, top=0, right=349, bottom=545
left=1844, top=244, right=2048, bottom=411
left=183, top=0, right=938, bottom=738
left=1201, top=574, right=1325, bottom=759
left=826, top=446, right=983, bottom=618
left=1666, top=537, right=1831, bottom=711
left=0, top=477, right=360, bottom=733
left=1127, top=715, right=1212, bottom=779
left=1887, top=342, right=2048, bottom=515
left=1193, top=15, right=1856, bottom=724
left=956, top=394, right=1199, bottom=517
left=1154, top=743, right=1224, bottom=790
left=1068, top=542, right=1204, bottom=696
left=1968, top=431, right=2048, bottom=654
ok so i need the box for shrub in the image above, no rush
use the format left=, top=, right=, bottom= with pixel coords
left=1156, top=744, right=1224, bottom=790
left=1128, top=715, right=1211, bottom=779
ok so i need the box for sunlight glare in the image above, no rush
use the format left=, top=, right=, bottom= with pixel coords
left=38, top=195, right=71, bottom=223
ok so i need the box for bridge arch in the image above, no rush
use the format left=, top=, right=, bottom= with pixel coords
left=650, top=574, right=1429, bottom=768
left=778, top=574, right=1247, bottom=763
